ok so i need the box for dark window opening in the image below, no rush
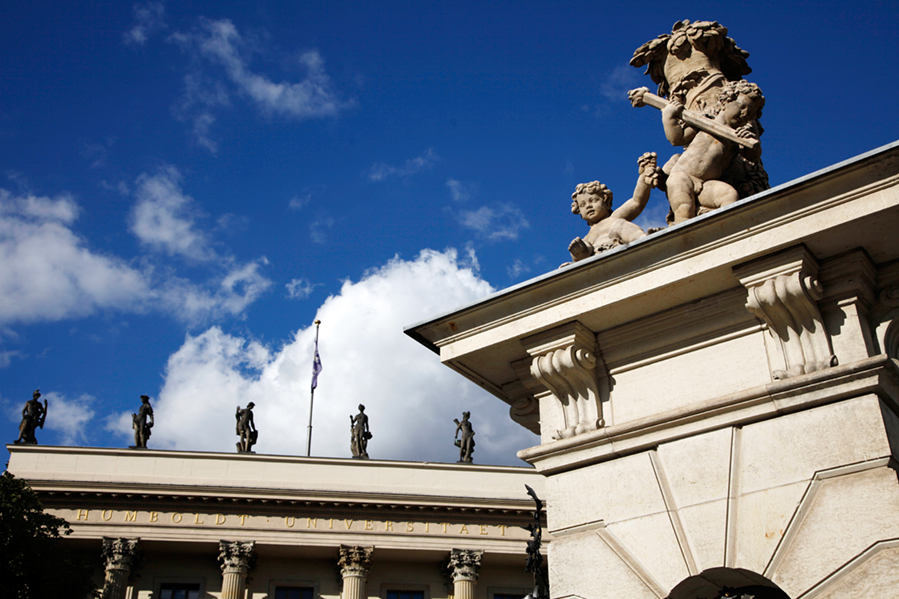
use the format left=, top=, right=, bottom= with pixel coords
left=159, top=583, right=201, bottom=599
left=275, top=587, right=315, bottom=599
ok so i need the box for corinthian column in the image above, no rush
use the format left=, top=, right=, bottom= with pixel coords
left=218, top=540, right=256, bottom=599
left=338, top=545, right=374, bottom=599
left=101, top=537, right=140, bottom=599
left=448, top=549, right=483, bottom=599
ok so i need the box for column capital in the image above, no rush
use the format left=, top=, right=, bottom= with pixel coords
left=448, top=549, right=484, bottom=583
left=218, top=540, right=256, bottom=574
left=102, top=537, right=140, bottom=571
left=338, top=545, right=374, bottom=579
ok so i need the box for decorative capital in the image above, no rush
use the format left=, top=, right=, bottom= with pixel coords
left=338, top=545, right=373, bottom=579
left=218, top=540, right=256, bottom=574
left=102, top=537, right=140, bottom=571
left=448, top=549, right=484, bottom=583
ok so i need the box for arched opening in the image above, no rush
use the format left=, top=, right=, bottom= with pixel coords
left=666, top=568, right=790, bottom=599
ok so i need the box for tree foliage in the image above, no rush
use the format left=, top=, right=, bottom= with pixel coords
left=0, top=471, right=98, bottom=599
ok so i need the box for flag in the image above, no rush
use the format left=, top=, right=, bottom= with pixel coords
left=311, top=340, right=323, bottom=390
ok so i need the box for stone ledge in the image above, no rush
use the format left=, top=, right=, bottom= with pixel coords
left=519, top=354, right=899, bottom=474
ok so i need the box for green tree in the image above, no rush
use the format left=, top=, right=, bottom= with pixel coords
left=0, top=471, right=98, bottom=599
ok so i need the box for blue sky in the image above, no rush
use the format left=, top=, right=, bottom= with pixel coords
left=2, top=1, right=897, bottom=465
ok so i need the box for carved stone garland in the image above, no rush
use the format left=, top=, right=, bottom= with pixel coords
left=521, top=321, right=605, bottom=440
left=101, top=537, right=140, bottom=599
left=734, top=246, right=836, bottom=379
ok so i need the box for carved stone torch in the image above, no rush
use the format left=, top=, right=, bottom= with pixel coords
left=522, top=485, right=549, bottom=599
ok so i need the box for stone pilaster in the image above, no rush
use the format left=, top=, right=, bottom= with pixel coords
left=218, top=540, right=256, bottom=599
left=734, top=246, right=837, bottom=380
left=448, top=549, right=484, bottom=599
left=101, top=537, right=140, bottom=599
left=338, top=545, right=373, bottom=599
left=520, top=321, right=606, bottom=440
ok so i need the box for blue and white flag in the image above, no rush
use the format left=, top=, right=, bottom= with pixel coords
left=311, top=340, right=323, bottom=390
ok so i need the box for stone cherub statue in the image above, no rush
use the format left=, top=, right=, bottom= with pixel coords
left=567, top=152, right=660, bottom=263
left=453, top=411, right=475, bottom=463
left=628, top=20, right=769, bottom=223
left=350, top=404, right=371, bottom=459
left=236, top=402, right=257, bottom=453
left=131, top=394, right=154, bottom=449
left=14, top=389, right=47, bottom=445
left=630, top=81, right=765, bottom=224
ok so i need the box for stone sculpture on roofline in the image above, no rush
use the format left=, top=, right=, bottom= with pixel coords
left=629, top=19, right=769, bottom=223
left=14, top=389, right=47, bottom=445
left=131, top=395, right=154, bottom=449
left=350, top=404, right=371, bottom=459
left=453, top=411, right=475, bottom=463
left=563, top=20, right=770, bottom=261
left=236, top=402, right=257, bottom=453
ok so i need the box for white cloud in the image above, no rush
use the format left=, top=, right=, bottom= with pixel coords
left=124, top=1, right=166, bottom=45
left=108, top=248, right=538, bottom=465
left=192, top=112, right=219, bottom=153
left=459, top=204, right=530, bottom=241
left=286, top=278, right=316, bottom=299
left=446, top=179, right=475, bottom=202
left=0, top=189, right=151, bottom=324
left=42, top=392, right=96, bottom=445
left=507, top=259, right=530, bottom=279
left=309, top=214, right=334, bottom=244
left=0, top=350, right=20, bottom=368
left=154, top=259, right=272, bottom=323
left=366, top=149, right=440, bottom=182
left=0, top=186, right=270, bottom=326
left=130, top=166, right=214, bottom=261
left=172, top=19, right=349, bottom=121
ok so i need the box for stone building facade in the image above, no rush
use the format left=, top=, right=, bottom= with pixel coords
left=407, top=142, right=899, bottom=598
left=6, top=445, right=543, bottom=599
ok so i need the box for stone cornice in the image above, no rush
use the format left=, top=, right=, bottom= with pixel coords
left=519, top=354, right=899, bottom=474
left=30, top=487, right=536, bottom=523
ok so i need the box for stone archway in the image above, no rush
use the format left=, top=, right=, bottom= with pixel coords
left=666, top=568, right=790, bottom=599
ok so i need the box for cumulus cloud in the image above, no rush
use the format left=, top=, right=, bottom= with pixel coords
left=124, top=1, right=166, bottom=45
left=366, top=149, right=440, bottom=182
left=108, top=249, right=538, bottom=465
left=459, top=204, right=530, bottom=241
left=0, top=186, right=270, bottom=326
left=0, top=189, right=151, bottom=324
left=42, top=392, right=96, bottom=445
left=129, top=166, right=214, bottom=260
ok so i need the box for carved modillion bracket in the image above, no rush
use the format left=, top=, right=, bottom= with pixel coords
left=520, top=321, right=605, bottom=440
left=734, top=246, right=837, bottom=380
left=502, top=378, right=541, bottom=435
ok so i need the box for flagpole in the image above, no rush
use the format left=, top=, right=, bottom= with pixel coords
left=306, top=319, right=321, bottom=457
